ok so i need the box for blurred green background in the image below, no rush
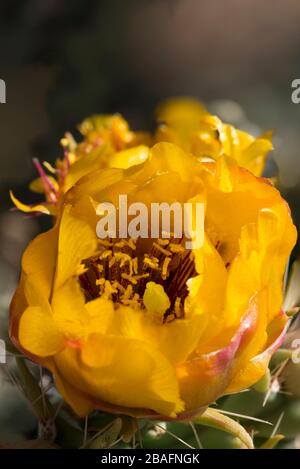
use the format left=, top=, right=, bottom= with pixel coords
left=1, top=0, right=300, bottom=448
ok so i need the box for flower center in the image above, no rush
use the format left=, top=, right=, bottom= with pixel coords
left=79, top=236, right=197, bottom=322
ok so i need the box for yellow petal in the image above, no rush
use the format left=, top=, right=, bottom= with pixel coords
left=19, top=306, right=64, bottom=357
left=53, top=368, right=94, bottom=417
left=23, top=276, right=52, bottom=314
left=177, top=296, right=259, bottom=411
left=108, top=145, right=149, bottom=169
left=54, top=205, right=98, bottom=289
left=52, top=278, right=87, bottom=339
left=85, top=296, right=115, bottom=334
left=116, top=305, right=205, bottom=365
left=236, top=129, right=273, bottom=177
left=10, top=190, right=51, bottom=215
left=55, top=335, right=183, bottom=417
left=226, top=206, right=296, bottom=325
left=187, top=235, right=227, bottom=343
left=65, top=167, right=124, bottom=206
left=9, top=273, right=28, bottom=346
left=29, top=177, right=58, bottom=194
left=52, top=279, right=114, bottom=339
left=64, top=146, right=108, bottom=192
left=219, top=125, right=273, bottom=176
left=148, top=142, right=199, bottom=182
left=226, top=312, right=288, bottom=393
left=22, top=226, right=58, bottom=300
left=156, top=97, right=207, bottom=124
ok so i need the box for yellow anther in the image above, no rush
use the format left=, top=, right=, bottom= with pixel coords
left=174, top=297, right=182, bottom=318
left=103, top=280, right=118, bottom=298
left=98, top=239, right=113, bottom=247
left=122, top=293, right=140, bottom=309
left=100, top=250, right=112, bottom=260
left=169, top=243, right=185, bottom=253
left=113, top=281, right=125, bottom=293
left=157, top=239, right=170, bottom=246
left=132, top=257, right=138, bottom=274
left=114, top=252, right=132, bottom=268
left=77, top=264, right=88, bottom=276
left=65, top=131, right=77, bottom=150
left=165, top=313, right=175, bottom=323
left=122, top=284, right=133, bottom=300
left=60, top=137, right=69, bottom=147
left=115, top=241, right=126, bottom=249
left=68, top=152, right=76, bottom=164
left=162, top=257, right=171, bottom=280
left=127, top=238, right=136, bottom=250
left=96, top=278, right=105, bottom=286
left=134, top=273, right=150, bottom=280
left=121, top=273, right=138, bottom=284
left=143, top=256, right=160, bottom=270
left=43, top=161, right=57, bottom=174
left=153, top=242, right=172, bottom=257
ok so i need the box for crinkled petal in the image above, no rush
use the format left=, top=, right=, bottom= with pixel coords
left=225, top=311, right=288, bottom=393
left=55, top=334, right=183, bottom=417
left=176, top=297, right=258, bottom=411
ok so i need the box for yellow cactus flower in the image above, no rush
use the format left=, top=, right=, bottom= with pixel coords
left=10, top=142, right=296, bottom=419
left=155, top=97, right=273, bottom=176
left=10, top=99, right=273, bottom=219
left=10, top=114, right=151, bottom=216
